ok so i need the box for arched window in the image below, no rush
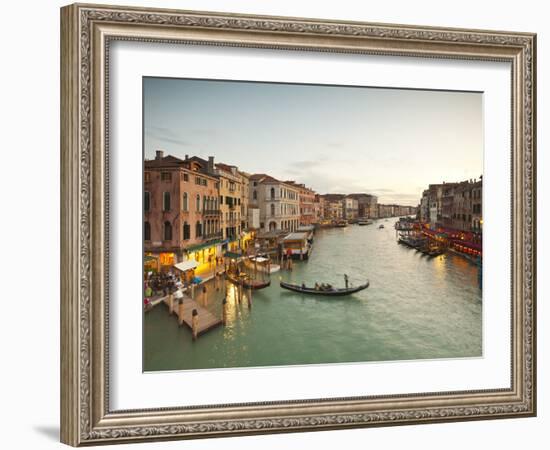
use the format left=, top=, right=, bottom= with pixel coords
left=270, top=187, right=275, bottom=199
left=196, top=194, right=201, bottom=211
left=163, top=221, right=172, bottom=241
left=144, top=221, right=151, bottom=241
left=253, top=190, right=257, bottom=201
left=270, top=203, right=275, bottom=216
left=195, top=221, right=202, bottom=237
left=182, top=192, right=188, bottom=211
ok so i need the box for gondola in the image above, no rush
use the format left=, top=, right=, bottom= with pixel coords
left=280, top=280, right=369, bottom=296
left=226, top=272, right=271, bottom=290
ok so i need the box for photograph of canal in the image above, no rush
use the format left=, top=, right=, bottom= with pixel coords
left=142, top=77, right=483, bottom=371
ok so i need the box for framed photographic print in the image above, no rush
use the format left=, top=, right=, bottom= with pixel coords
left=60, top=3, right=536, bottom=446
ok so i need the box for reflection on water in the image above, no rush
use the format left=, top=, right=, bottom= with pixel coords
left=144, top=218, right=482, bottom=371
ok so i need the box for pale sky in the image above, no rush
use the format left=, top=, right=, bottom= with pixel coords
left=144, top=77, right=483, bottom=206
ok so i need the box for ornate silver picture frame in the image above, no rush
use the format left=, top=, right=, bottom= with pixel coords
left=60, top=3, right=536, bottom=446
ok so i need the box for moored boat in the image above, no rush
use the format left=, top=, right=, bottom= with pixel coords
left=226, top=272, right=271, bottom=290
left=357, top=219, right=373, bottom=226
left=398, top=235, right=427, bottom=249
left=281, top=232, right=311, bottom=260
left=280, top=280, right=369, bottom=296
left=245, top=255, right=280, bottom=273
left=418, top=245, right=446, bottom=257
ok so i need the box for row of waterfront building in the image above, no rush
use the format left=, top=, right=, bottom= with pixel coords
left=418, top=177, right=483, bottom=234
left=144, top=151, right=416, bottom=271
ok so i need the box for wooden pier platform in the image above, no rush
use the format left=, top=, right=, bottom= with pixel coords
left=163, top=294, right=222, bottom=337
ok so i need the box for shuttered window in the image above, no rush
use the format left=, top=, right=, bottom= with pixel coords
left=144, top=191, right=150, bottom=211
left=163, top=221, right=172, bottom=241
left=163, top=192, right=171, bottom=211
left=144, top=222, right=151, bottom=241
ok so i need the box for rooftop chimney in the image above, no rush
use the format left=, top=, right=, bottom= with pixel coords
left=155, top=150, right=164, bottom=160
left=208, top=156, right=215, bottom=174
left=185, top=154, right=189, bottom=160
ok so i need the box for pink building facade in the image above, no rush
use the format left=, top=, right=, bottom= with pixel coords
left=144, top=151, right=221, bottom=268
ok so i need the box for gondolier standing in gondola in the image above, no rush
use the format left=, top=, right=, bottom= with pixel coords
left=344, top=274, right=349, bottom=289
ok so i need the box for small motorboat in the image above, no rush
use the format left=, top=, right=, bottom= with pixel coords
left=357, top=219, right=373, bottom=226
left=280, top=280, right=369, bottom=296
left=378, top=224, right=385, bottom=229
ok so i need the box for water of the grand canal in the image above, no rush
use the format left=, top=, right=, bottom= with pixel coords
left=143, top=218, right=482, bottom=372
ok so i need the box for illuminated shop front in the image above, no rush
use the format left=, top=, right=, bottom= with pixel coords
left=143, top=253, right=159, bottom=273
left=159, top=252, right=175, bottom=269
left=240, top=230, right=255, bottom=251
left=227, top=239, right=240, bottom=253
left=143, top=251, right=176, bottom=273
left=422, top=227, right=482, bottom=259
left=184, top=240, right=223, bottom=276
left=451, top=241, right=482, bottom=258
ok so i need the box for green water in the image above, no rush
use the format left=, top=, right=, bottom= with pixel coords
left=143, top=218, right=482, bottom=371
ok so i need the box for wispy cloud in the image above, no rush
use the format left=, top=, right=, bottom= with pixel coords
left=369, top=188, right=395, bottom=193
left=189, top=128, right=220, bottom=137
left=145, top=126, right=191, bottom=147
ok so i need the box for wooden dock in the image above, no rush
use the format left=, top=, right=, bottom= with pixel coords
left=162, top=294, right=222, bottom=338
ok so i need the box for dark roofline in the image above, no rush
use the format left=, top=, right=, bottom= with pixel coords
left=144, top=154, right=187, bottom=169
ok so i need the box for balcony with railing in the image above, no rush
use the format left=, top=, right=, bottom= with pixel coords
left=203, top=231, right=223, bottom=240
left=203, top=209, right=221, bottom=216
